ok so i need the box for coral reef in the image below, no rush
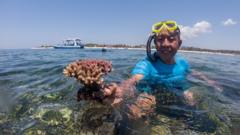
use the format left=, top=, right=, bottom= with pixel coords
left=63, top=59, right=112, bottom=101
left=34, top=107, right=73, bottom=126
left=61, top=59, right=117, bottom=134
left=151, top=125, right=172, bottom=135
left=74, top=101, right=115, bottom=134
left=63, top=59, right=112, bottom=87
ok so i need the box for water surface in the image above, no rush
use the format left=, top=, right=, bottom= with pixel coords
left=0, top=49, right=240, bottom=135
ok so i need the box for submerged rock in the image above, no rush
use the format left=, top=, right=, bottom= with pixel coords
left=0, top=113, right=7, bottom=124
left=151, top=125, right=172, bottom=135
left=34, top=107, right=73, bottom=126
left=23, top=128, right=46, bottom=135
left=41, top=92, right=63, bottom=102
left=22, top=125, right=71, bottom=135
left=9, top=91, right=43, bottom=120
left=74, top=101, right=115, bottom=135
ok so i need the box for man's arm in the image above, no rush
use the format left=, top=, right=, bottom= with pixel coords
left=126, top=74, right=144, bottom=85
left=190, top=70, right=223, bottom=92
left=103, top=74, right=144, bottom=106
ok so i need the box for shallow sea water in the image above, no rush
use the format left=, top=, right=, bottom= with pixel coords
left=0, top=49, right=240, bottom=135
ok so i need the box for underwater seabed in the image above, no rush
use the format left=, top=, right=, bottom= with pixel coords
left=0, top=84, right=237, bottom=135
left=117, top=85, right=233, bottom=135
left=0, top=89, right=115, bottom=135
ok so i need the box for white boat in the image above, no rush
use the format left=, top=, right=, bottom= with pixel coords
left=53, top=39, right=84, bottom=49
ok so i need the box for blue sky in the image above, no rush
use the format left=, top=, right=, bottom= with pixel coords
left=0, top=0, right=239, bottom=50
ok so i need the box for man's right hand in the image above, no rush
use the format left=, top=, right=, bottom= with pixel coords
left=103, top=83, right=124, bottom=107
left=103, top=83, right=118, bottom=96
left=102, top=74, right=143, bottom=107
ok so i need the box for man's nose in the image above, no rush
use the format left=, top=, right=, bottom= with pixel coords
left=162, top=38, right=170, bottom=47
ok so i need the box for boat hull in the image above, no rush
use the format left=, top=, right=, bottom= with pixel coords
left=53, top=46, right=84, bottom=49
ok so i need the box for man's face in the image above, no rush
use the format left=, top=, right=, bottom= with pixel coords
left=155, top=31, right=182, bottom=61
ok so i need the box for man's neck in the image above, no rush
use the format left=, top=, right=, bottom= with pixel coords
left=159, top=56, right=175, bottom=64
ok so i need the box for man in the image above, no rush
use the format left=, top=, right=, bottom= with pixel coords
left=103, top=20, right=221, bottom=113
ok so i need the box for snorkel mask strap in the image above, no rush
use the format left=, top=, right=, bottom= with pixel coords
left=146, top=33, right=157, bottom=62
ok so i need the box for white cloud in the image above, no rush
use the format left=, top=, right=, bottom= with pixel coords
left=179, top=21, right=212, bottom=40
left=222, top=18, right=237, bottom=26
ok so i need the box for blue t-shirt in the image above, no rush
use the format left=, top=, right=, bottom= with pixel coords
left=132, top=54, right=189, bottom=93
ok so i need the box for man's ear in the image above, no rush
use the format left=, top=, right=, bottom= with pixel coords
left=178, top=39, right=182, bottom=48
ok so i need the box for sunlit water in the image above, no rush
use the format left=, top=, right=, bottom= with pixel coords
left=0, top=49, right=240, bottom=135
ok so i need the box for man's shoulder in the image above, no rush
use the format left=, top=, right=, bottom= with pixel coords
left=131, top=57, right=153, bottom=76
left=175, top=55, right=189, bottom=69
left=136, top=57, right=152, bottom=66
left=175, top=55, right=188, bottom=63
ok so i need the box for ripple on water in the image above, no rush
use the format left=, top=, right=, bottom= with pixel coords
left=0, top=49, right=240, bottom=134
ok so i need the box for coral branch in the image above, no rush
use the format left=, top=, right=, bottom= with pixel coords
left=63, top=59, right=112, bottom=87
left=63, top=59, right=112, bottom=101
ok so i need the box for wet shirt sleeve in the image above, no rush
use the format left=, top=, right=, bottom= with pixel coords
left=131, top=59, right=151, bottom=78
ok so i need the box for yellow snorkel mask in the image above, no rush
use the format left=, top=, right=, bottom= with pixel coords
left=147, top=20, right=180, bottom=62
left=152, top=21, right=178, bottom=33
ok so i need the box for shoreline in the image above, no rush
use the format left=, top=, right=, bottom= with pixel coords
left=29, top=46, right=239, bottom=56
left=84, top=47, right=238, bottom=56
